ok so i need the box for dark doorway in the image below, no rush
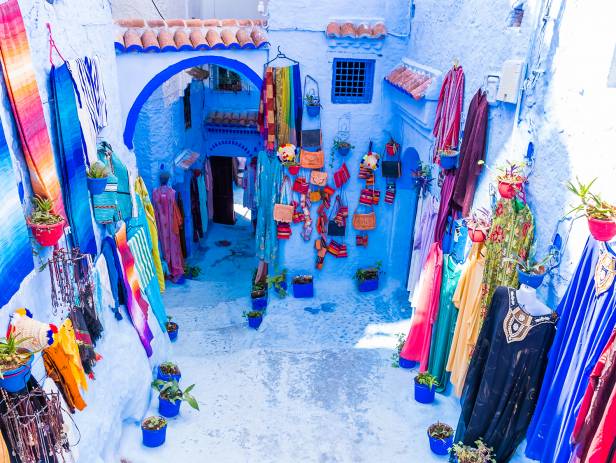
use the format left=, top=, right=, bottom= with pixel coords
left=210, top=156, right=236, bottom=225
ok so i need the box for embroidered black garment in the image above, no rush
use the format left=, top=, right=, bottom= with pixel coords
left=454, top=286, right=558, bottom=461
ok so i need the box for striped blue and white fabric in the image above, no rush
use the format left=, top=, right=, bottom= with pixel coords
left=66, top=56, right=108, bottom=165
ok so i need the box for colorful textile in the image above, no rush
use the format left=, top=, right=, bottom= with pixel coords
left=400, top=242, right=443, bottom=371
left=446, top=242, right=486, bottom=396
left=50, top=63, right=97, bottom=255
left=92, top=152, right=118, bottom=224
left=452, top=89, right=489, bottom=216
left=190, top=172, right=204, bottom=242
left=0, top=117, right=34, bottom=308
left=571, top=329, right=616, bottom=463
left=115, top=222, right=154, bottom=357
left=135, top=177, right=165, bottom=292
left=152, top=185, right=184, bottom=281
left=93, top=254, right=116, bottom=321
left=98, top=142, right=132, bottom=221
left=100, top=237, right=125, bottom=319
left=407, top=194, right=439, bottom=302
left=66, top=57, right=108, bottom=165
left=428, top=254, right=462, bottom=392
left=259, top=67, right=276, bottom=150
left=275, top=67, right=290, bottom=145
left=255, top=150, right=283, bottom=263
left=433, top=172, right=458, bottom=243
left=292, top=64, right=303, bottom=146
left=197, top=172, right=209, bottom=235
left=0, top=0, right=65, bottom=218
left=478, top=198, right=533, bottom=328
left=526, top=241, right=616, bottom=463
left=433, top=65, right=465, bottom=153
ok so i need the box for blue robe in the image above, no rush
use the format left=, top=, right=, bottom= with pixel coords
left=525, top=239, right=616, bottom=463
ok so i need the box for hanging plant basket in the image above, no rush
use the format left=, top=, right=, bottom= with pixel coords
left=588, top=217, right=616, bottom=242
left=306, top=104, right=320, bottom=117
left=497, top=177, right=524, bottom=199
left=87, top=176, right=109, bottom=195
left=517, top=267, right=546, bottom=289
left=28, top=219, right=65, bottom=247
left=0, top=353, right=33, bottom=393
left=439, top=150, right=459, bottom=170
left=287, top=164, right=300, bottom=176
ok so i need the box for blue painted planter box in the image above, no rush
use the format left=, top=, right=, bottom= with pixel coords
left=293, top=282, right=314, bottom=298
left=358, top=278, right=379, bottom=292
left=428, top=432, right=453, bottom=455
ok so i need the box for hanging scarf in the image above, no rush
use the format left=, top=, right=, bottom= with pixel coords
left=115, top=222, right=154, bottom=357
left=50, top=63, right=97, bottom=255
left=433, top=65, right=465, bottom=153
left=0, top=0, right=66, bottom=218
left=258, top=67, right=276, bottom=151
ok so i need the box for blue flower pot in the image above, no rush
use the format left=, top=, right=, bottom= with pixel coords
left=142, top=423, right=167, bottom=447
left=274, top=281, right=288, bottom=297
left=398, top=356, right=416, bottom=369
left=414, top=381, right=436, bottom=404
left=0, top=355, right=33, bottom=393
left=157, top=365, right=181, bottom=383
left=293, top=282, right=314, bottom=298
left=248, top=316, right=263, bottom=329
left=167, top=327, right=178, bottom=342
left=428, top=433, right=453, bottom=456
left=306, top=105, right=320, bottom=117
left=337, top=146, right=350, bottom=156
left=158, top=396, right=181, bottom=418
left=252, top=294, right=268, bottom=311
left=517, top=268, right=546, bottom=289
left=87, top=176, right=108, bottom=195
left=359, top=278, right=379, bottom=292
left=440, top=153, right=459, bottom=170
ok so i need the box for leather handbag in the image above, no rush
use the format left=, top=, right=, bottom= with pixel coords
left=310, top=170, right=328, bottom=186
left=273, top=176, right=294, bottom=223
left=352, top=211, right=376, bottom=230
left=300, top=149, right=325, bottom=169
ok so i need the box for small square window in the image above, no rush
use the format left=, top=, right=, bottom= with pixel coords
left=331, top=58, right=375, bottom=104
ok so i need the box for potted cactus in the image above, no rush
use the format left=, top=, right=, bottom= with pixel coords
left=27, top=195, right=65, bottom=247
left=141, top=416, right=167, bottom=448
left=567, top=177, right=616, bottom=242
left=495, top=161, right=526, bottom=199
left=86, top=161, right=110, bottom=195
left=157, top=361, right=181, bottom=382
left=439, top=149, right=459, bottom=170
left=243, top=310, right=263, bottom=330
left=465, top=208, right=492, bottom=243
left=292, top=275, right=314, bottom=298
left=353, top=261, right=382, bottom=292
left=427, top=422, right=454, bottom=456
left=267, top=269, right=288, bottom=298
left=0, top=333, right=35, bottom=393
left=414, top=372, right=439, bottom=404
left=304, top=94, right=321, bottom=117
left=451, top=439, right=496, bottom=463
left=166, top=316, right=179, bottom=342
left=151, top=379, right=199, bottom=418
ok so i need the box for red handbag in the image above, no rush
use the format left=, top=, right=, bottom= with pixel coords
left=293, top=177, right=309, bottom=194
left=277, top=223, right=291, bottom=240
left=356, top=234, right=368, bottom=247
left=334, top=163, right=351, bottom=188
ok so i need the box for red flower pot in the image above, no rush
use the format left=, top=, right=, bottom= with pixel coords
left=288, top=165, right=300, bottom=176
left=28, top=219, right=65, bottom=247
left=386, top=143, right=398, bottom=156
left=588, top=217, right=616, bottom=242
left=468, top=228, right=487, bottom=243
left=498, top=179, right=524, bottom=199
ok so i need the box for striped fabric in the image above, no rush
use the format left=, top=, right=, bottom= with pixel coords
left=0, top=0, right=66, bottom=218
left=258, top=67, right=276, bottom=150
left=433, top=65, right=465, bottom=153
left=66, top=57, right=108, bottom=165
left=128, top=228, right=155, bottom=289
left=135, top=177, right=165, bottom=292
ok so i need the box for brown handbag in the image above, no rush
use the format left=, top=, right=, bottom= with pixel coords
left=300, top=149, right=325, bottom=169
left=310, top=170, right=328, bottom=186
left=273, top=176, right=294, bottom=223
left=352, top=201, right=376, bottom=231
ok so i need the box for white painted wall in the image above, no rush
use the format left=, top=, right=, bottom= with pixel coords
left=110, top=0, right=261, bottom=19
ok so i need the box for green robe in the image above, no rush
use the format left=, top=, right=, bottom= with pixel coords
left=428, top=254, right=462, bottom=393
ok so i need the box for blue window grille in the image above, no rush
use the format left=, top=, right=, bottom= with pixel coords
left=331, top=58, right=375, bottom=104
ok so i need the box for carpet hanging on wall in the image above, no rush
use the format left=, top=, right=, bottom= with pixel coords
left=50, top=63, right=97, bottom=255
left=0, top=0, right=66, bottom=218
left=0, top=121, right=34, bottom=308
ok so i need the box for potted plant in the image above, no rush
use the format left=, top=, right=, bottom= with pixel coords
left=243, top=310, right=263, bottom=330
left=507, top=255, right=550, bottom=289
left=333, top=138, right=354, bottom=156
left=166, top=316, right=179, bottom=342
left=157, top=361, right=181, bottom=382
left=353, top=261, right=382, bottom=292
left=495, top=161, right=526, bottom=199
left=385, top=137, right=400, bottom=156
left=439, top=149, right=459, bottom=170
left=304, top=94, right=321, bottom=117
left=567, top=177, right=616, bottom=242
left=0, top=333, right=35, bottom=393
left=414, top=371, right=439, bottom=404
left=451, top=439, right=496, bottom=463
left=292, top=275, right=314, bottom=298
left=151, top=379, right=199, bottom=418
left=267, top=269, right=288, bottom=298
left=251, top=287, right=268, bottom=311
left=86, top=161, right=110, bottom=195
left=390, top=333, right=406, bottom=368
left=286, top=162, right=300, bottom=176
left=427, top=422, right=454, bottom=456
left=141, top=416, right=167, bottom=448
left=464, top=208, right=492, bottom=243
left=183, top=264, right=201, bottom=280
left=27, top=195, right=65, bottom=247
left=411, top=162, right=434, bottom=196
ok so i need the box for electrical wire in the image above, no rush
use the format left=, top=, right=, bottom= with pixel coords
left=151, top=0, right=165, bottom=20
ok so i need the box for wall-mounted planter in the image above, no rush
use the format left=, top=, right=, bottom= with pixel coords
left=517, top=268, right=546, bottom=289
left=588, top=217, right=616, bottom=242
left=306, top=105, right=320, bottom=117
left=468, top=228, right=487, bottom=243
left=28, top=219, right=65, bottom=247
left=439, top=152, right=459, bottom=170
left=87, top=177, right=109, bottom=195
left=0, top=354, right=33, bottom=393
left=497, top=179, right=523, bottom=199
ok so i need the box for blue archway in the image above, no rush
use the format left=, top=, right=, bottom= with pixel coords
left=123, top=55, right=263, bottom=149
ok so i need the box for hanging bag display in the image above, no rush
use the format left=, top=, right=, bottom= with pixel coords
left=300, top=75, right=325, bottom=169
left=277, top=222, right=291, bottom=240
left=310, top=170, right=328, bottom=186
left=292, top=176, right=309, bottom=194
left=334, top=162, right=350, bottom=188
left=352, top=203, right=376, bottom=231
left=300, top=147, right=325, bottom=169
left=327, top=194, right=347, bottom=237
left=385, top=181, right=396, bottom=204
left=273, top=176, right=294, bottom=223
left=381, top=145, right=402, bottom=178
left=356, top=234, right=369, bottom=247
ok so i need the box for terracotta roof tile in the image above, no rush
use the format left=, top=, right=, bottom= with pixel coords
left=384, top=64, right=433, bottom=100
left=325, top=21, right=388, bottom=39
left=114, top=18, right=269, bottom=53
